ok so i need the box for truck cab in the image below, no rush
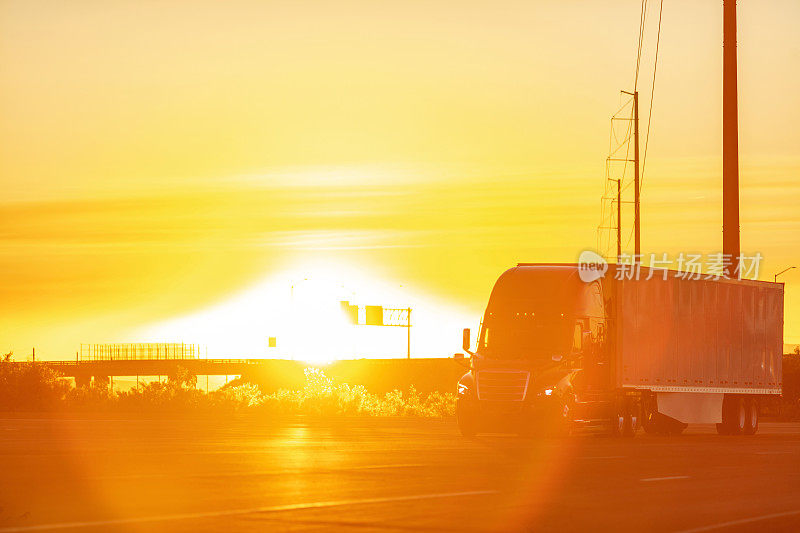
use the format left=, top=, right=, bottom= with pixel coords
left=456, top=264, right=613, bottom=436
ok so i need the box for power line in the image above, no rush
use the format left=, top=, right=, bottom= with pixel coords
left=634, top=0, right=648, bottom=90
left=640, top=0, right=663, bottom=191
left=598, top=0, right=662, bottom=259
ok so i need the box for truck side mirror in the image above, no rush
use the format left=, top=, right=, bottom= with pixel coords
left=462, top=328, right=471, bottom=352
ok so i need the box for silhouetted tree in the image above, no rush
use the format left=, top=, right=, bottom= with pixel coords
left=0, top=352, right=70, bottom=411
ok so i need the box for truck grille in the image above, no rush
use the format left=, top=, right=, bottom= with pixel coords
left=476, top=370, right=530, bottom=401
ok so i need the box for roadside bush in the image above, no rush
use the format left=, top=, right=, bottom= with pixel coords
left=116, top=366, right=205, bottom=413
left=258, top=368, right=456, bottom=417
left=0, top=357, right=456, bottom=418
left=64, top=381, right=115, bottom=411
left=212, top=383, right=264, bottom=412
left=260, top=368, right=377, bottom=416
left=0, top=352, right=71, bottom=411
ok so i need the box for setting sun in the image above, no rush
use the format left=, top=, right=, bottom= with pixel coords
left=136, top=259, right=474, bottom=363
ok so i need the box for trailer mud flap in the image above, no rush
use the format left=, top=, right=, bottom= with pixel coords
left=657, top=392, right=723, bottom=424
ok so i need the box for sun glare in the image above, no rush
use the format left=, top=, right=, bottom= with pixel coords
left=136, top=260, right=474, bottom=363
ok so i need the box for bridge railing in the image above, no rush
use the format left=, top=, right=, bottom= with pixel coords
left=79, top=343, right=204, bottom=361
left=47, top=358, right=261, bottom=366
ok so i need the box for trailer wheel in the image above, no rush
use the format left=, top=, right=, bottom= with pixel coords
left=717, top=395, right=732, bottom=435
left=622, top=401, right=639, bottom=438
left=611, top=397, right=636, bottom=438
left=622, top=417, right=635, bottom=437
left=743, top=398, right=759, bottom=436
left=733, top=397, right=746, bottom=435
left=718, top=395, right=746, bottom=435
left=611, top=413, right=626, bottom=437
left=609, top=395, right=624, bottom=437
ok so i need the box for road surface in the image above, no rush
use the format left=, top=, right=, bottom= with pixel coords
left=0, top=416, right=799, bottom=532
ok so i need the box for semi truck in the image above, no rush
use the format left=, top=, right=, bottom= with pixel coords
left=455, top=263, right=784, bottom=437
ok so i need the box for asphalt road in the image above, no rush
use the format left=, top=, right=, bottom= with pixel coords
left=0, top=416, right=799, bottom=532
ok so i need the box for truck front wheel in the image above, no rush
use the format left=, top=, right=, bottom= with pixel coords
left=456, top=399, right=479, bottom=437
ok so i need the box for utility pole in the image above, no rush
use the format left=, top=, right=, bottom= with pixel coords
left=722, top=0, right=741, bottom=277
left=633, top=90, right=640, bottom=261
left=620, top=90, right=641, bottom=261
left=616, top=178, right=622, bottom=261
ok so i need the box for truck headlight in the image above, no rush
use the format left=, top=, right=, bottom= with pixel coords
left=544, top=389, right=553, bottom=396
left=458, top=383, right=469, bottom=396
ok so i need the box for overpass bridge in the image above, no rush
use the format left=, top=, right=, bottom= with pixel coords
left=18, top=356, right=467, bottom=394
left=16, top=344, right=466, bottom=393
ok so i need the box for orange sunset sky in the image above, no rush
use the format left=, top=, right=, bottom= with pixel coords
left=1, top=0, right=799, bottom=360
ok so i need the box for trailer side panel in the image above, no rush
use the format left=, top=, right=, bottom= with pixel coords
left=613, top=272, right=782, bottom=395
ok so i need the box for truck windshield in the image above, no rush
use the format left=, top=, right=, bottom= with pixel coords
left=478, top=312, right=572, bottom=360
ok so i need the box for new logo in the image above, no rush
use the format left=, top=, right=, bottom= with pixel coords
left=578, top=250, right=608, bottom=282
